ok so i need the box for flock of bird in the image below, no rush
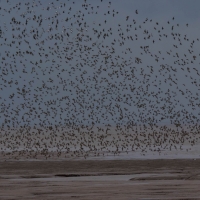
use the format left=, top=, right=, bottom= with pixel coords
left=0, top=0, right=200, bottom=160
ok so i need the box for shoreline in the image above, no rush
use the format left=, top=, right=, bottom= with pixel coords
left=1, top=159, right=200, bottom=174
left=1, top=159, right=200, bottom=199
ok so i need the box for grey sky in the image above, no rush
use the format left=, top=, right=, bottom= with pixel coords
left=0, top=0, right=200, bottom=128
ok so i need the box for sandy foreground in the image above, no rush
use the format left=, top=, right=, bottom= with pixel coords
left=0, top=159, right=200, bottom=200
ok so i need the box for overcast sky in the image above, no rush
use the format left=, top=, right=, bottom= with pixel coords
left=0, top=0, right=200, bottom=128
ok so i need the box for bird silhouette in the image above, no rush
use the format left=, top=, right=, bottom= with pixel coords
left=0, top=0, right=199, bottom=161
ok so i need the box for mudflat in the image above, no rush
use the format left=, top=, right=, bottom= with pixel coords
left=1, top=159, right=200, bottom=199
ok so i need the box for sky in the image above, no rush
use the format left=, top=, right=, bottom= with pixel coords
left=0, top=0, right=200, bottom=128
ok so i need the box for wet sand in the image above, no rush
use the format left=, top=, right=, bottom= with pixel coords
left=1, top=159, right=200, bottom=199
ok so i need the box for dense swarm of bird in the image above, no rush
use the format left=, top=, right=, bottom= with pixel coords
left=0, top=0, right=200, bottom=160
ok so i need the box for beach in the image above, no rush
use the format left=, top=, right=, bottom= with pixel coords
left=1, top=159, right=200, bottom=199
